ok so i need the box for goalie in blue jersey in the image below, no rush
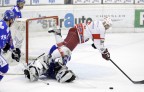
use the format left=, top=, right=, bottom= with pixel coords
left=0, top=10, right=21, bottom=81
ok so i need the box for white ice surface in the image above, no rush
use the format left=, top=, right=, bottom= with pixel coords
left=1, top=33, right=144, bottom=92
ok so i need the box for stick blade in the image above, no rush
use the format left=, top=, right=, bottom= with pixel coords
left=134, top=80, right=144, bottom=84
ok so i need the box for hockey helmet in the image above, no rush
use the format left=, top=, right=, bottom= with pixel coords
left=103, top=17, right=112, bottom=30
left=17, top=0, right=25, bottom=4
left=3, top=10, right=15, bottom=21
left=103, top=17, right=112, bottom=27
left=17, top=0, right=25, bottom=9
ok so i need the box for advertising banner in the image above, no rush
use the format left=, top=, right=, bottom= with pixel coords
left=73, top=0, right=101, bottom=4
left=0, top=12, right=3, bottom=19
left=135, top=10, right=144, bottom=28
left=3, top=0, right=30, bottom=6
left=31, top=0, right=64, bottom=5
left=25, top=0, right=31, bottom=5
left=3, top=0, right=12, bottom=6
left=103, top=0, right=133, bottom=4
left=135, top=0, right=144, bottom=4
left=103, top=0, right=122, bottom=3
left=21, top=5, right=134, bottom=31
left=0, top=0, right=2, bottom=6
left=124, top=0, right=134, bottom=3
left=63, top=9, right=133, bottom=28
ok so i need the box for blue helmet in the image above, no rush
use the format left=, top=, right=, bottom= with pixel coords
left=17, top=0, right=25, bottom=4
left=3, top=10, right=15, bottom=21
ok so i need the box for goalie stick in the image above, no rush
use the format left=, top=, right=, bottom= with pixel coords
left=32, top=53, right=45, bottom=61
left=6, top=53, right=45, bottom=75
left=109, top=59, right=144, bottom=84
left=38, top=79, right=49, bottom=85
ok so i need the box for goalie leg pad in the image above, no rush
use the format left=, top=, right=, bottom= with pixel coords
left=29, top=66, right=39, bottom=81
left=56, top=68, right=76, bottom=83
left=54, top=62, right=76, bottom=83
left=24, top=66, right=39, bottom=82
left=24, top=55, right=51, bottom=82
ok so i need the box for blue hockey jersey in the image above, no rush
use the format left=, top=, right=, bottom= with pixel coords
left=0, top=20, right=14, bottom=50
left=11, top=5, right=22, bottom=18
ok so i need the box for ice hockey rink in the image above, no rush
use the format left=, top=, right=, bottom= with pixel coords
left=0, top=32, right=144, bottom=92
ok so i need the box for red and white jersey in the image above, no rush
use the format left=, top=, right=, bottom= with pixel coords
left=75, top=20, right=106, bottom=53
left=56, top=20, right=106, bottom=53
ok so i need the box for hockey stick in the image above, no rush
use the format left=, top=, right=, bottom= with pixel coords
left=6, top=53, right=45, bottom=75
left=32, top=53, right=45, bottom=61
left=109, top=59, right=144, bottom=84
left=38, top=79, right=49, bottom=85
left=21, top=53, right=45, bottom=68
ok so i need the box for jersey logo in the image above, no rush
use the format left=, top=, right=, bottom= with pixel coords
left=75, top=23, right=85, bottom=43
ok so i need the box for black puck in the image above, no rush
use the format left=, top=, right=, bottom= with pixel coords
left=109, top=87, right=113, bottom=90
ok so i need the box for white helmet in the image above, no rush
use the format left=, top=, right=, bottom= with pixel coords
left=103, top=17, right=112, bottom=27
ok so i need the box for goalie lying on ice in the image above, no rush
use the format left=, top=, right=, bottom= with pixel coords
left=24, top=54, right=76, bottom=83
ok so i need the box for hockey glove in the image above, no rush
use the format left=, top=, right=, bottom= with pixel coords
left=102, top=48, right=110, bottom=60
left=91, top=43, right=97, bottom=49
left=12, top=48, right=21, bottom=62
left=3, top=43, right=11, bottom=53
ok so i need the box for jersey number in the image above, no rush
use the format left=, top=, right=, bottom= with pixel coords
left=0, top=22, right=4, bottom=29
left=1, top=35, right=7, bottom=40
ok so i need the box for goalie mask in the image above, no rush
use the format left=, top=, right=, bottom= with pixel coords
left=103, top=17, right=112, bottom=31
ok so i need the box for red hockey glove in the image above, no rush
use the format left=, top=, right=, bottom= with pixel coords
left=102, top=48, right=110, bottom=60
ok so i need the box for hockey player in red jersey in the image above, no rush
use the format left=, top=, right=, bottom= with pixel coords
left=23, top=17, right=112, bottom=83
left=48, top=17, right=112, bottom=61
